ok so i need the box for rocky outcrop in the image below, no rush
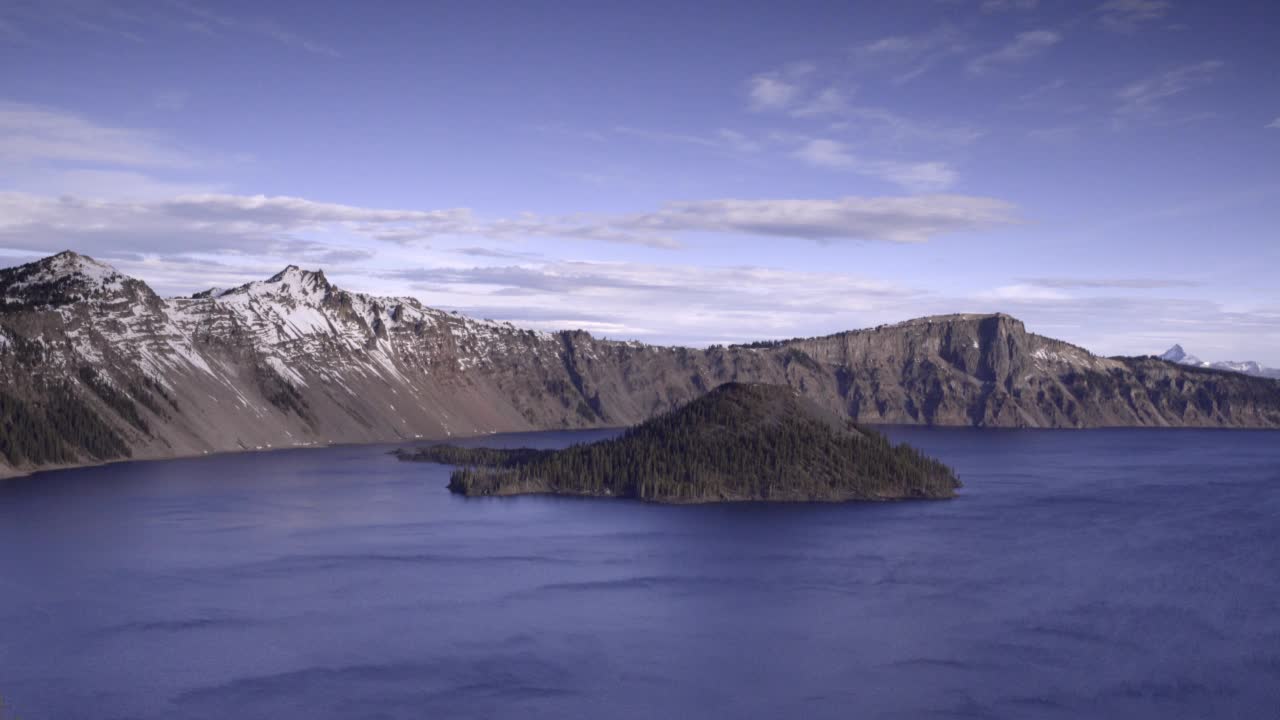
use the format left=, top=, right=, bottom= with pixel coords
left=3, top=252, right=1278, bottom=477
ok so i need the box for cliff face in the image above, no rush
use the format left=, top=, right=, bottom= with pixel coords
left=782, top=314, right=1280, bottom=428
left=2, top=252, right=1278, bottom=477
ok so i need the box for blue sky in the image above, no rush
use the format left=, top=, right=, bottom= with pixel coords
left=2, top=0, right=1278, bottom=363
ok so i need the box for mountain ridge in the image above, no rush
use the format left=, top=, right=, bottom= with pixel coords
left=3, top=251, right=1279, bottom=478
left=1159, top=344, right=1280, bottom=379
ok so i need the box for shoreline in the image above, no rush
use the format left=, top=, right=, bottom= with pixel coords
left=4, top=422, right=1280, bottom=482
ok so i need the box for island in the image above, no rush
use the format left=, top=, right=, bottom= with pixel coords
left=397, top=382, right=961, bottom=503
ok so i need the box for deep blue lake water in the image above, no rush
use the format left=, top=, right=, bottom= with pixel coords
left=1, top=428, right=1279, bottom=719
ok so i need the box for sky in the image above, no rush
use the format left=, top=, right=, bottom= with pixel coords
left=2, top=0, right=1278, bottom=363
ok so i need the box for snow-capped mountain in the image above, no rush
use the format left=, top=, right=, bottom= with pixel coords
left=3, top=252, right=1279, bottom=477
left=1159, top=345, right=1280, bottom=379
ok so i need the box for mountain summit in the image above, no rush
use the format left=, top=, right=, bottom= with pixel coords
left=3, top=251, right=1280, bottom=477
left=1159, top=344, right=1197, bottom=364
left=0, top=250, right=143, bottom=309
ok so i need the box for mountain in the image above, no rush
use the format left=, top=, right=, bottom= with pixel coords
left=3, top=251, right=1280, bottom=478
left=1159, top=344, right=1203, bottom=366
left=401, top=383, right=960, bottom=503
left=1159, top=345, right=1280, bottom=379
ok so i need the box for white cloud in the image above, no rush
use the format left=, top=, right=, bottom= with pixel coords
left=794, top=139, right=856, bottom=169
left=746, top=63, right=814, bottom=111
left=1267, top=117, right=1280, bottom=129
left=791, top=87, right=851, bottom=118
left=1098, top=0, right=1172, bottom=32
left=982, top=284, right=1070, bottom=301
left=162, top=193, right=469, bottom=226
left=792, top=139, right=958, bottom=191
left=1116, top=60, right=1223, bottom=117
left=748, top=75, right=799, bottom=111
left=1019, top=277, right=1202, bottom=289
left=629, top=195, right=1011, bottom=242
left=0, top=190, right=1018, bottom=262
left=868, top=161, right=957, bottom=193
left=390, top=260, right=918, bottom=344
left=376, top=264, right=1280, bottom=362
left=967, top=30, right=1061, bottom=75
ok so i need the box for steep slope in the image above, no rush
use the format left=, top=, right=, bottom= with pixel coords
left=403, top=383, right=960, bottom=503
left=3, top=252, right=1279, bottom=477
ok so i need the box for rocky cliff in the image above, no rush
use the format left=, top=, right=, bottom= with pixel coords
left=2, top=252, right=1278, bottom=477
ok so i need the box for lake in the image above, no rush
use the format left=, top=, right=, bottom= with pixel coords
left=1, top=428, right=1278, bottom=719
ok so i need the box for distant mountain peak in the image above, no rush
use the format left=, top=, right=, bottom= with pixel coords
left=1158, top=344, right=1279, bottom=379
left=265, top=265, right=331, bottom=292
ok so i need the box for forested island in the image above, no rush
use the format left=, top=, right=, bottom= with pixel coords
left=397, top=383, right=961, bottom=503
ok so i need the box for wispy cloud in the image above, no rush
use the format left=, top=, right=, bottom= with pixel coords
left=967, top=30, right=1061, bottom=75
left=0, top=1, right=147, bottom=43
left=615, top=126, right=760, bottom=153
left=380, top=265, right=1280, bottom=360
left=841, top=106, right=984, bottom=146
left=853, top=26, right=968, bottom=84
left=0, top=101, right=195, bottom=168
left=1097, top=0, right=1172, bottom=33
left=623, top=195, right=1011, bottom=243
left=1115, top=60, right=1223, bottom=117
left=0, top=0, right=339, bottom=55
left=0, top=191, right=1019, bottom=262
left=794, top=138, right=856, bottom=169
left=1, top=168, right=222, bottom=201
left=389, top=260, right=918, bottom=344
left=1267, top=117, right=1280, bottom=130
left=166, top=0, right=340, bottom=57
left=450, top=247, right=544, bottom=261
left=791, top=87, right=851, bottom=118
left=1019, top=276, right=1203, bottom=289
left=792, top=139, right=957, bottom=191
left=746, top=63, right=814, bottom=111
left=744, top=58, right=980, bottom=147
